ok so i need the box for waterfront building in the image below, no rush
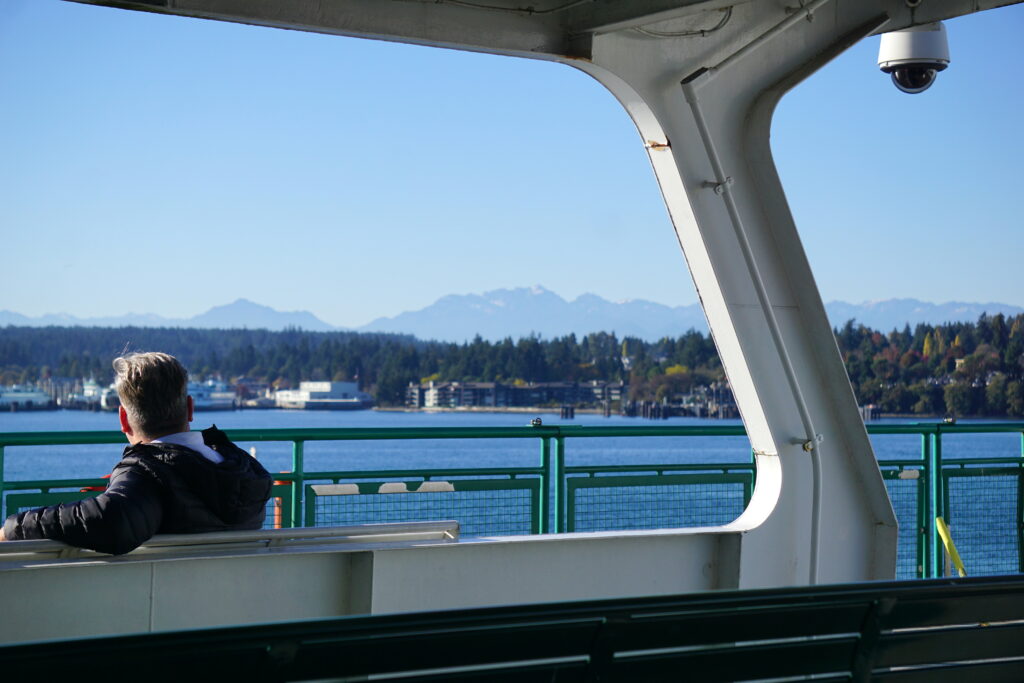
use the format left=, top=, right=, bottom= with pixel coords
left=275, top=381, right=372, bottom=410
left=578, top=380, right=628, bottom=404
left=418, top=381, right=506, bottom=408
left=422, top=381, right=455, bottom=408
left=405, top=382, right=424, bottom=408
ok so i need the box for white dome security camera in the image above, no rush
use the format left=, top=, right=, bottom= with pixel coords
left=877, top=22, right=950, bottom=94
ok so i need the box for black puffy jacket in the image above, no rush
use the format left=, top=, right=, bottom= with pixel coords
left=2, top=426, right=272, bottom=555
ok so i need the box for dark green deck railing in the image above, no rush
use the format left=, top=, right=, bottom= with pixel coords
left=1, top=422, right=1021, bottom=579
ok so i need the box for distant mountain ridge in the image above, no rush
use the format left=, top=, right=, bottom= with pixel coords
left=356, top=286, right=709, bottom=341
left=2, top=290, right=1021, bottom=340
left=358, top=288, right=1024, bottom=341
left=824, top=298, right=1024, bottom=332
left=0, top=299, right=337, bottom=332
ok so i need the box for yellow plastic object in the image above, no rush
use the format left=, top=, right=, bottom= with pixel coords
left=935, top=516, right=967, bottom=577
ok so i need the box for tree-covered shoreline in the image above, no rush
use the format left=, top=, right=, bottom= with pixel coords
left=1, top=312, right=1022, bottom=416
left=835, top=314, right=1024, bottom=417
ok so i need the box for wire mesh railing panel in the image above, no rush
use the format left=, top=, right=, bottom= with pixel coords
left=882, top=469, right=925, bottom=579
left=306, top=479, right=539, bottom=537
left=567, top=474, right=751, bottom=532
left=943, top=467, right=1022, bottom=576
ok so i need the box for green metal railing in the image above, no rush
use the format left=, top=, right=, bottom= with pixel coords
left=865, top=422, right=1024, bottom=578
left=1, top=422, right=1021, bottom=579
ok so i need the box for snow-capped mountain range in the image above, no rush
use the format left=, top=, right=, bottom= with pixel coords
left=2, top=287, right=1021, bottom=342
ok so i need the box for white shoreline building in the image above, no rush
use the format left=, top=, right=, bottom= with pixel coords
left=275, top=381, right=372, bottom=410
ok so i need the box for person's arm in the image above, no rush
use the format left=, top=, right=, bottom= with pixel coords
left=2, top=466, right=164, bottom=555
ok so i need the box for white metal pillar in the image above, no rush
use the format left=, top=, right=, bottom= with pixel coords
left=570, top=1, right=898, bottom=584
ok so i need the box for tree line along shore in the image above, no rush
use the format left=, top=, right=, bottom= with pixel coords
left=1, top=312, right=1022, bottom=417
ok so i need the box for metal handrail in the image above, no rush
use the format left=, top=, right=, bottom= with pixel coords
left=4, top=420, right=1018, bottom=449
left=0, top=424, right=749, bottom=448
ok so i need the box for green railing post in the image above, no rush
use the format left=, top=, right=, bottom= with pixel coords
left=930, top=427, right=943, bottom=578
left=292, top=440, right=305, bottom=528
left=919, top=430, right=931, bottom=579
left=1019, top=429, right=1024, bottom=574
left=554, top=436, right=566, bottom=533
left=304, top=485, right=317, bottom=531
left=540, top=437, right=551, bottom=534
left=1017, top=462, right=1024, bottom=574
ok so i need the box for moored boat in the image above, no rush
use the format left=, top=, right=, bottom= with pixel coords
left=0, top=386, right=53, bottom=411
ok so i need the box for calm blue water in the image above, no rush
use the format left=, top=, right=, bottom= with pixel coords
left=0, top=410, right=1020, bottom=481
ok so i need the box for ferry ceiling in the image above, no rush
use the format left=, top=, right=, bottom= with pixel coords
left=64, top=1, right=1019, bottom=58
left=59, top=0, right=1022, bottom=590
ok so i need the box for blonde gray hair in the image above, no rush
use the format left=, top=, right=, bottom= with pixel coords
left=113, top=352, right=189, bottom=435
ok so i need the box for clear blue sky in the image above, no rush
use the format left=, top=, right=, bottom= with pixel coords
left=1, top=1, right=1022, bottom=327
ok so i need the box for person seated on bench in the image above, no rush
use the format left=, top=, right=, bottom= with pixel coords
left=1, top=352, right=272, bottom=554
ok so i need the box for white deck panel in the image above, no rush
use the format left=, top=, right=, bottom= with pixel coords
left=0, top=526, right=739, bottom=645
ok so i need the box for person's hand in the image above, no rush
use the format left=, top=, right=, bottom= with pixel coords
left=0, top=526, right=6, bottom=542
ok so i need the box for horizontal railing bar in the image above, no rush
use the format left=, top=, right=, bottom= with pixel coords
left=565, top=463, right=754, bottom=474
left=939, top=467, right=1024, bottom=477
left=300, top=467, right=544, bottom=480
left=2, top=478, right=109, bottom=491
left=941, top=458, right=1024, bottom=466
left=0, top=425, right=755, bottom=447
left=927, top=423, right=1024, bottom=433
left=4, top=459, right=1011, bottom=491
left=525, top=425, right=749, bottom=438
left=867, top=423, right=1024, bottom=435
left=16, top=460, right=1018, bottom=490
left=2, top=470, right=543, bottom=489
left=0, top=431, right=128, bottom=447
left=228, top=426, right=565, bottom=441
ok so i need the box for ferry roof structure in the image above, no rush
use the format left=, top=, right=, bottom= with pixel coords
left=11, top=0, right=1017, bottom=631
